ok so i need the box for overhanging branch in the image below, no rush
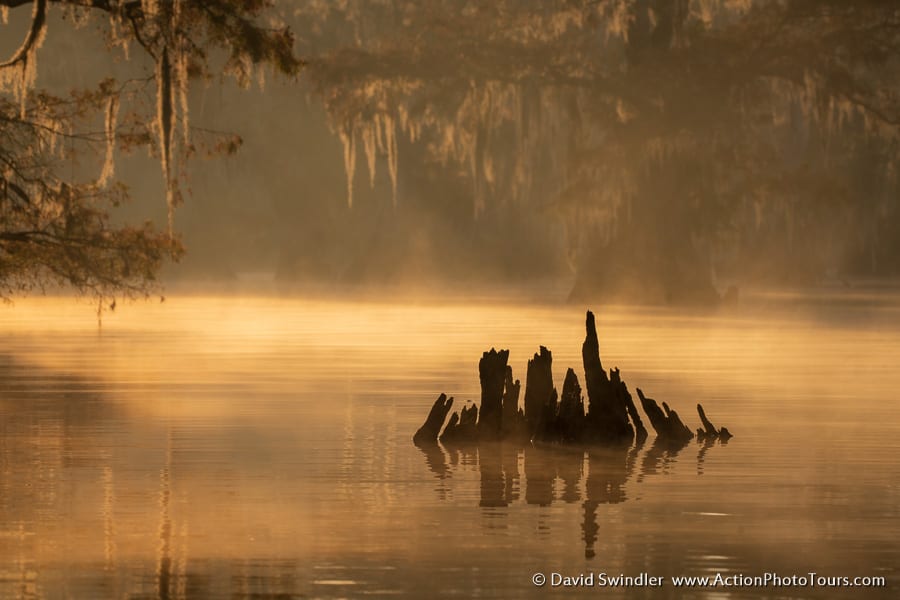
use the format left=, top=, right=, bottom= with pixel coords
left=0, top=0, right=47, bottom=69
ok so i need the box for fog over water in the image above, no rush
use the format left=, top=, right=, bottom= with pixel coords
left=2, top=295, right=899, bottom=598
left=3, top=2, right=900, bottom=599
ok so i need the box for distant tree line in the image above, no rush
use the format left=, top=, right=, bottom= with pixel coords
left=301, top=0, right=900, bottom=300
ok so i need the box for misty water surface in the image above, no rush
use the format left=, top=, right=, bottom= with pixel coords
left=1, top=294, right=899, bottom=598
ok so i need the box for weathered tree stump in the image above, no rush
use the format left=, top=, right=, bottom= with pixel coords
left=413, top=393, right=454, bottom=445
left=696, top=403, right=733, bottom=441
left=500, top=365, right=524, bottom=439
left=523, top=346, right=555, bottom=438
left=440, top=402, right=478, bottom=444
left=611, top=368, right=648, bottom=444
left=636, top=388, right=693, bottom=443
left=583, top=311, right=634, bottom=444
left=477, top=348, right=509, bottom=439
left=414, top=310, right=734, bottom=449
left=556, top=368, right=585, bottom=443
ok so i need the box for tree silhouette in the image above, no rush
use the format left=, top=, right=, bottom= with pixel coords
left=0, top=0, right=301, bottom=301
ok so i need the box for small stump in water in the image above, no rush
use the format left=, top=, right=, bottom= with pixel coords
left=414, top=310, right=733, bottom=448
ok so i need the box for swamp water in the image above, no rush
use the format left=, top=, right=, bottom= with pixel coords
left=1, top=294, right=899, bottom=598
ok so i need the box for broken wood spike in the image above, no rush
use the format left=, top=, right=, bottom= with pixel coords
left=696, top=403, right=733, bottom=441
left=697, top=403, right=717, bottom=437
left=413, top=393, right=454, bottom=445
left=582, top=313, right=633, bottom=443
left=636, top=388, right=693, bottom=443
left=613, top=368, right=647, bottom=444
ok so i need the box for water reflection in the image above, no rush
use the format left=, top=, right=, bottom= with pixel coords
left=0, top=356, right=306, bottom=600
left=638, top=437, right=691, bottom=481
left=3, top=297, right=900, bottom=599
left=697, top=435, right=728, bottom=476
left=417, top=436, right=731, bottom=559
left=581, top=444, right=637, bottom=559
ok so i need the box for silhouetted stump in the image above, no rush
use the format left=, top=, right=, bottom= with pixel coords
left=556, top=368, right=585, bottom=443
left=523, top=346, right=555, bottom=439
left=696, top=403, right=733, bottom=441
left=477, top=348, right=509, bottom=439
left=413, top=310, right=736, bottom=452
left=612, top=368, right=648, bottom=444
left=538, top=388, right=560, bottom=441
left=662, top=401, right=692, bottom=440
left=413, top=393, right=454, bottom=445
left=581, top=311, right=605, bottom=415
left=583, top=311, right=634, bottom=443
left=441, top=402, right=478, bottom=444
left=697, top=403, right=717, bottom=438
left=636, top=388, right=693, bottom=443
left=500, top=365, right=525, bottom=439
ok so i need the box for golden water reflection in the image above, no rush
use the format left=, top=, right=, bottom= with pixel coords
left=1, top=295, right=899, bottom=598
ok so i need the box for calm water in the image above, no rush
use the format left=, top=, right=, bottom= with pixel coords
left=1, top=294, right=899, bottom=599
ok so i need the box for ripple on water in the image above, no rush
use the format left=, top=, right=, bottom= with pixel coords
left=1, top=295, right=899, bottom=598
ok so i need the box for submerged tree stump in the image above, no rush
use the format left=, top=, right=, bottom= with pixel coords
left=636, top=388, right=693, bottom=443
left=612, top=368, right=648, bottom=444
left=477, top=348, right=509, bottom=439
left=500, top=365, right=524, bottom=439
left=696, top=403, right=733, bottom=441
left=582, top=312, right=634, bottom=444
left=440, top=402, right=478, bottom=444
left=413, top=393, right=454, bottom=445
left=414, top=310, right=733, bottom=448
left=556, top=368, right=585, bottom=443
left=523, top=346, right=554, bottom=439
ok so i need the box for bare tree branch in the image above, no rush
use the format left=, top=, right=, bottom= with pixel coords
left=0, top=0, right=47, bottom=69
